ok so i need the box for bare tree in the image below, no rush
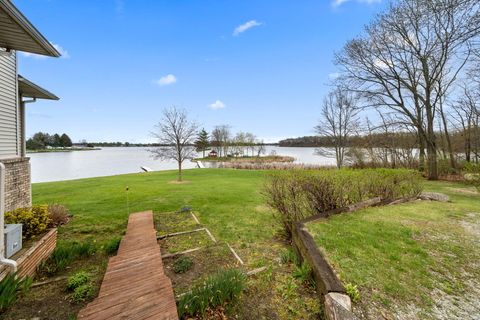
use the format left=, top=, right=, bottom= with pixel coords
left=336, top=0, right=480, bottom=179
left=315, top=88, right=359, bottom=168
left=211, top=125, right=231, bottom=157
left=151, top=107, right=198, bottom=181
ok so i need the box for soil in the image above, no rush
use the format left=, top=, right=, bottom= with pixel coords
left=2, top=253, right=107, bottom=320
left=163, top=244, right=241, bottom=295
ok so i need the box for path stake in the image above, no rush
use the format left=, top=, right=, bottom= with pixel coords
left=157, top=228, right=206, bottom=240
left=227, top=243, right=244, bottom=265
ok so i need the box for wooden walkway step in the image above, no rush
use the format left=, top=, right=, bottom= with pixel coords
left=78, top=211, right=178, bottom=320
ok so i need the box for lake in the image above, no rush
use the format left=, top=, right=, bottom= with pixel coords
left=29, top=146, right=336, bottom=183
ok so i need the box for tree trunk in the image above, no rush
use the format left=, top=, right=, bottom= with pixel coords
left=418, top=133, right=426, bottom=173
left=426, top=140, right=438, bottom=180
left=178, top=161, right=182, bottom=181
left=439, top=106, right=456, bottom=169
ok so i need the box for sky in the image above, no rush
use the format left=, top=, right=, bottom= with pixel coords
left=16, top=0, right=387, bottom=143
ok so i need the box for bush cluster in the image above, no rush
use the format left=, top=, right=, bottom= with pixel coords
left=173, top=256, right=194, bottom=274
left=66, top=271, right=94, bottom=303
left=177, top=269, right=246, bottom=318
left=5, top=205, right=50, bottom=239
left=263, top=169, right=422, bottom=239
left=41, top=240, right=97, bottom=275
left=47, top=204, right=70, bottom=227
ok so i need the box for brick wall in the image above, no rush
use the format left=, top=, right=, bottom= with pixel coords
left=1, top=157, right=31, bottom=212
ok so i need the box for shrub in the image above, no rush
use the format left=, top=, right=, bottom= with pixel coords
left=292, top=262, right=314, bottom=288
left=173, top=256, right=193, bottom=274
left=41, top=240, right=97, bottom=275
left=280, top=248, right=299, bottom=265
left=104, top=237, right=121, bottom=256
left=264, top=169, right=422, bottom=239
left=71, top=283, right=94, bottom=303
left=345, top=283, right=360, bottom=303
left=4, top=205, right=51, bottom=239
left=178, top=269, right=246, bottom=318
left=66, top=271, right=90, bottom=291
left=47, top=204, right=70, bottom=227
left=0, top=273, right=32, bottom=312
left=464, top=162, right=480, bottom=191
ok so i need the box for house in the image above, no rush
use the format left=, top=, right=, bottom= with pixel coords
left=0, top=0, right=60, bottom=212
left=208, top=150, right=218, bottom=158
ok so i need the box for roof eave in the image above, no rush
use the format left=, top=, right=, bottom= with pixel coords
left=0, top=0, right=60, bottom=57
left=18, top=75, right=60, bottom=100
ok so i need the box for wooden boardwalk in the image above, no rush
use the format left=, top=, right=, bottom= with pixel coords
left=78, top=211, right=178, bottom=320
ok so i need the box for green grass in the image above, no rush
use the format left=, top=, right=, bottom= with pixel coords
left=32, top=169, right=277, bottom=245
left=307, top=180, right=480, bottom=318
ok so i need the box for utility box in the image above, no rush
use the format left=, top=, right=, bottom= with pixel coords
left=4, top=224, right=22, bottom=258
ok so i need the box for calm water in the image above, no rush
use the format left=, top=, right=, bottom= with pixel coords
left=29, top=146, right=336, bottom=183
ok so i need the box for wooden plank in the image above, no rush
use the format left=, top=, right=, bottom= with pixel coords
left=78, top=211, right=178, bottom=320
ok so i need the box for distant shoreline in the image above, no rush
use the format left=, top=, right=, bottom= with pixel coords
left=27, top=147, right=101, bottom=153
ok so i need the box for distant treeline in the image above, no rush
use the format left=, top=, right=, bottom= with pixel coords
left=27, top=132, right=73, bottom=150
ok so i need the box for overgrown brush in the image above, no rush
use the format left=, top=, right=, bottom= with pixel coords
left=47, top=204, right=71, bottom=227
left=177, top=269, right=246, bottom=318
left=40, top=240, right=97, bottom=275
left=103, top=237, right=121, bottom=256
left=0, top=273, right=32, bottom=312
left=264, top=169, right=422, bottom=239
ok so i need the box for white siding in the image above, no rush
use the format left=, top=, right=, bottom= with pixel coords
left=0, top=49, right=18, bottom=159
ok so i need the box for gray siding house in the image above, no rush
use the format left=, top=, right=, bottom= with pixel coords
left=0, top=0, right=60, bottom=211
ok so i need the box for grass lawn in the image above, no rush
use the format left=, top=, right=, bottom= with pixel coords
left=307, top=180, right=480, bottom=319
left=4, top=169, right=321, bottom=319
left=32, top=169, right=277, bottom=245
left=6, top=169, right=478, bottom=319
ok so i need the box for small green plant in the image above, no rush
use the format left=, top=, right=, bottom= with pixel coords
left=177, top=269, right=246, bottom=317
left=66, top=271, right=90, bottom=291
left=173, top=256, right=193, bottom=274
left=292, top=262, right=315, bottom=288
left=345, top=283, right=360, bottom=303
left=104, top=237, right=121, bottom=255
left=41, top=240, right=98, bottom=275
left=0, top=273, right=32, bottom=312
left=279, top=277, right=298, bottom=299
left=71, top=283, right=95, bottom=303
left=280, top=248, right=300, bottom=265
left=5, top=205, right=51, bottom=239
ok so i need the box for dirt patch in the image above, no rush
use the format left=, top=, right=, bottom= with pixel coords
left=2, top=252, right=107, bottom=320
left=159, top=230, right=214, bottom=254
left=447, top=187, right=479, bottom=195
left=163, top=244, right=240, bottom=295
left=154, top=211, right=199, bottom=236
left=168, top=180, right=192, bottom=184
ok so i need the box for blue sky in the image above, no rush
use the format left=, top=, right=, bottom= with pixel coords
left=17, top=0, right=387, bottom=143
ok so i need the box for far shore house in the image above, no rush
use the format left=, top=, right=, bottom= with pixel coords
left=0, top=0, right=60, bottom=212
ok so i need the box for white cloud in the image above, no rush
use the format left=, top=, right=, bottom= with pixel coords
left=209, top=100, right=226, bottom=110
left=332, top=0, right=381, bottom=7
left=156, top=74, right=177, bottom=86
left=233, top=20, right=262, bottom=36
left=21, top=42, right=70, bottom=59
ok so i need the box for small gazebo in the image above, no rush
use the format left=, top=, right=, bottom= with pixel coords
left=208, top=150, right=218, bottom=158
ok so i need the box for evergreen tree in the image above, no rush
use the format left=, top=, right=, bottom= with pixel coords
left=194, top=129, right=209, bottom=158
left=60, top=133, right=73, bottom=147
